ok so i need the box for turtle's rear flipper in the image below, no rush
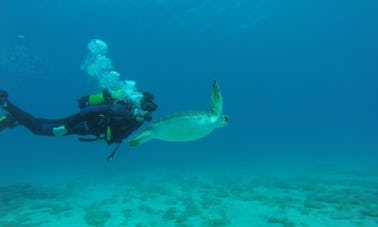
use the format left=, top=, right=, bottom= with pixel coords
left=129, top=131, right=152, bottom=147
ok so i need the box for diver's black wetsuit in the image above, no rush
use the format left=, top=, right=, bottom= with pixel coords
left=0, top=89, right=157, bottom=146
left=3, top=101, right=144, bottom=144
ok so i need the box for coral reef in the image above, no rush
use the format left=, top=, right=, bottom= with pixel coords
left=83, top=209, right=111, bottom=227
left=0, top=170, right=377, bottom=226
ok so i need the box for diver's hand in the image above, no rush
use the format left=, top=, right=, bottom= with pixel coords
left=143, top=113, right=152, bottom=121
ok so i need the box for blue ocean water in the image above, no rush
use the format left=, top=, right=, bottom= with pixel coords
left=0, top=0, right=378, bottom=225
left=0, top=0, right=377, bottom=176
left=0, top=0, right=377, bottom=174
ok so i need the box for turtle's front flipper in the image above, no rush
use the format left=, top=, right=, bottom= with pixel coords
left=210, top=80, right=223, bottom=118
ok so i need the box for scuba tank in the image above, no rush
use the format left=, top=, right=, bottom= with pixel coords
left=77, top=89, right=116, bottom=145
left=77, top=89, right=114, bottom=109
left=76, top=89, right=133, bottom=147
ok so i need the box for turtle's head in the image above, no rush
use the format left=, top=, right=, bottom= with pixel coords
left=216, top=114, right=230, bottom=128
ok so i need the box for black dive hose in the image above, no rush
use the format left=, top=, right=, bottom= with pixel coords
left=107, top=143, right=121, bottom=161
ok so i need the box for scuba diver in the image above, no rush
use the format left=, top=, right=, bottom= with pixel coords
left=0, top=89, right=157, bottom=160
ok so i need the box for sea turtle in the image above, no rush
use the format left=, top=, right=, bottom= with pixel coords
left=129, top=80, right=229, bottom=147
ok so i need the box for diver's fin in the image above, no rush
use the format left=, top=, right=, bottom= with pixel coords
left=0, top=90, right=8, bottom=107
left=0, top=114, right=17, bottom=132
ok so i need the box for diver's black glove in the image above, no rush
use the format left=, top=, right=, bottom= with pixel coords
left=143, top=112, right=153, bottom=121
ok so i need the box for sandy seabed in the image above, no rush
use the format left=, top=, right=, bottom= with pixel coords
left=0, top=168, right=377, bottom=227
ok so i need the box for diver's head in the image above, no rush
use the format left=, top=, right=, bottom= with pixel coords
left=141, top=91, right=157, bottom=121
left=141, top=92, right=157, bottom=112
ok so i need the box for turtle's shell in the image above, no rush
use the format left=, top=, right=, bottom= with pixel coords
left=145, top=111, right=217, bottom=142
left=129, top=80, right=228, bottom=147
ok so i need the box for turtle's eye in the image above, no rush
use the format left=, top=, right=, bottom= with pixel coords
left=223, top=115, right=230, bottom=123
